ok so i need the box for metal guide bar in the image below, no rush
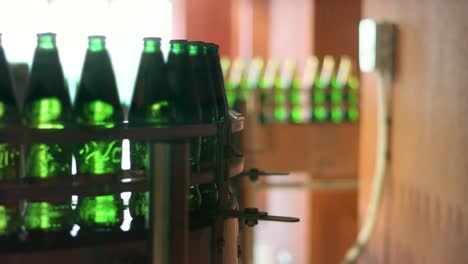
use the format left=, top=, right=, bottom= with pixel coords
left=255, top=179, right=358, bottom=190
left=0, top=159, right=245, bottom=202
left=0, top=112, right=243, bottom=144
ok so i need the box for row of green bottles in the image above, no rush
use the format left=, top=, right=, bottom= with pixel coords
left=19, top=34, right=123, bottom=235
left=223, top=56, right=360, bottom=124
left=128, top=39, right=225, bottom=229
left=0, top=34, right=228, bottom=236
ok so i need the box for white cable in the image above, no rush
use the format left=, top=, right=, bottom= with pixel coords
left=341, top=73, right=389, bottom=264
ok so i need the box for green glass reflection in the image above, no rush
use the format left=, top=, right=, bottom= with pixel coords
left=150, top=101, right=169, bottom=121
left=348, top=76, right=360, bottom=90
left=0, top=205, right=19, bottom=236
left=331, top=106, right=345, bottom=123
left=143, top=38, right=160, bottom=54
left=129, top=192, right=148, bottom=228
left=24, top=202, right=72, bottom=231
left=348, top=106, right=359, bottom=122
left=25, top=98, right=70, bottom=178
left=89, top=37, right=105, bottom=52
left=188, top=43, right=201, bottom=56
left=27, top=98, right=64, bottom=129
left=0, top=144, right=20, bottom=179
left=188, top=185, right=201, bottom=212
left=275, top=93, right=286, bottom=104
left=170, top=40, right=186, bottom=55
left=313, top=106, right=328, bottom=122
left=292, top=79, right=301, bottom=90
left=348, top=92, right=359, bottom=105
left=330, top=90, right=344, bottom=104
left=199, top=184, right=219, bottom=211
left=0, top=206, right=7, bottom=234
left=26, top=143, right=70, bottom=178
left=274, top=107, right=288, bottom=122
left=291, top=106, right=303, bottom=124
left=290, top=91, right=300, bottom=105
left=78, top=100, right=115, bottom=128
left=330, top=77, right=344, bottom=90
left=38, top=34, right=55, bottom=50
left=227, top=91, right=236, bottom=108
left=76, top=140, right=121, bottom=175
left=314, top=79, right=327, bottom=90
left=77, top=195, right=122, bottom=227
left=313, top=91, right=326, bottom=104
left=0, top=102, right=4, bottom=118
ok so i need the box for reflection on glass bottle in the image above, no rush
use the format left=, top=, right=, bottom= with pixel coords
left=128, top=38, right=169, bottom=230
left=0, top=33, right=21, bottom=238
left=23, top=33, right=73, bottom=234
left=73, top=36, right=123, bottom=230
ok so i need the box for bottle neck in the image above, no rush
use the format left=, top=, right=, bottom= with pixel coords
left=170, top=41, right=187, bottom=55
left=144, top=39, right=161, bottom=54
left=38, top=35, right=56, bottom=50
left=88, top=37, right=105, bottom=52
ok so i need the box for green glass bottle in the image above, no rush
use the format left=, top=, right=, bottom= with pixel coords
left=313, top=105, right=329, bottom=123
left=330, top=106, right=345, bottom=123
left=189, top=42, right=219, bottom=212
left=347, top=105, right=359, bottom=122
left=258, top=59, right=279, bottom=123
left=73, top=36, right=123, bottom=230
left=23, top=33, right=73, bottom=234
left=224, top=59, right=244, bottom=111
left=167, top=39, right=202, bottom=163
left=0, top=34, right=21, bottom=238
left=189, top=42, right=218, bottom=168
left=128, top=38, right=169, bottom=230
left=347, top=76, right=360, bottom=123
left=167, top=40, right=202, bottom=212
left=205, top=43, right=229, bottom=120
left=274, top=58, right=296, bottom=123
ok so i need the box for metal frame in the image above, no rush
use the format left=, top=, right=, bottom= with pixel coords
left=0, top=112, right=245, bottom=264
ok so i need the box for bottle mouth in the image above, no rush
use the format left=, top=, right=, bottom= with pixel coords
left=169, top=39, right=187, bottom=54
left=188, top=41, right=204, bottom=56
left=204, top=42, right=219, bottom=55
left=37, top=32, right=56, bottom=50
left=143, top=37, right=161, bottom=53
left=88, top=36, right=106, bottom=52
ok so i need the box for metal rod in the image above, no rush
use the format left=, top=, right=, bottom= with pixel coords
left=149, top=141, right=189, bottom=264
left=254, top=179, right=358, bottom=191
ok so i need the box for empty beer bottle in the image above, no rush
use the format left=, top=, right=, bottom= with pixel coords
left=312, top=56, right=335, bottom=123
left=0, top=34, right=21, bottom=238
left=74, top=36, right=123, bottom=230
left=167, top=40, right=202, bottom=212
left=205, top=43, right=228, bottom=120
left=347, top=76, right=360, bottom=122
left=291, top=56, right=317, bottom=124
left=128, top=37, right=169, bottom=230
left=189, top=42, right=218, bottom=167
left=167, top=40, right=202, bottom=168
left=258, top=59, right=279, bottom=123
left=23, top=33, right=73, bottom=234
left=274, top=58, right=296, bottom=123
left=224, top=58, right=245, bottom=111
left=190, top=42, right=219, bottom=212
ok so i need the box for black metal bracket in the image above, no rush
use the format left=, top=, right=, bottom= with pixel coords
left=219, top=207, right=299, bottom=227
left=231, top=168, right=289, bottom=182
